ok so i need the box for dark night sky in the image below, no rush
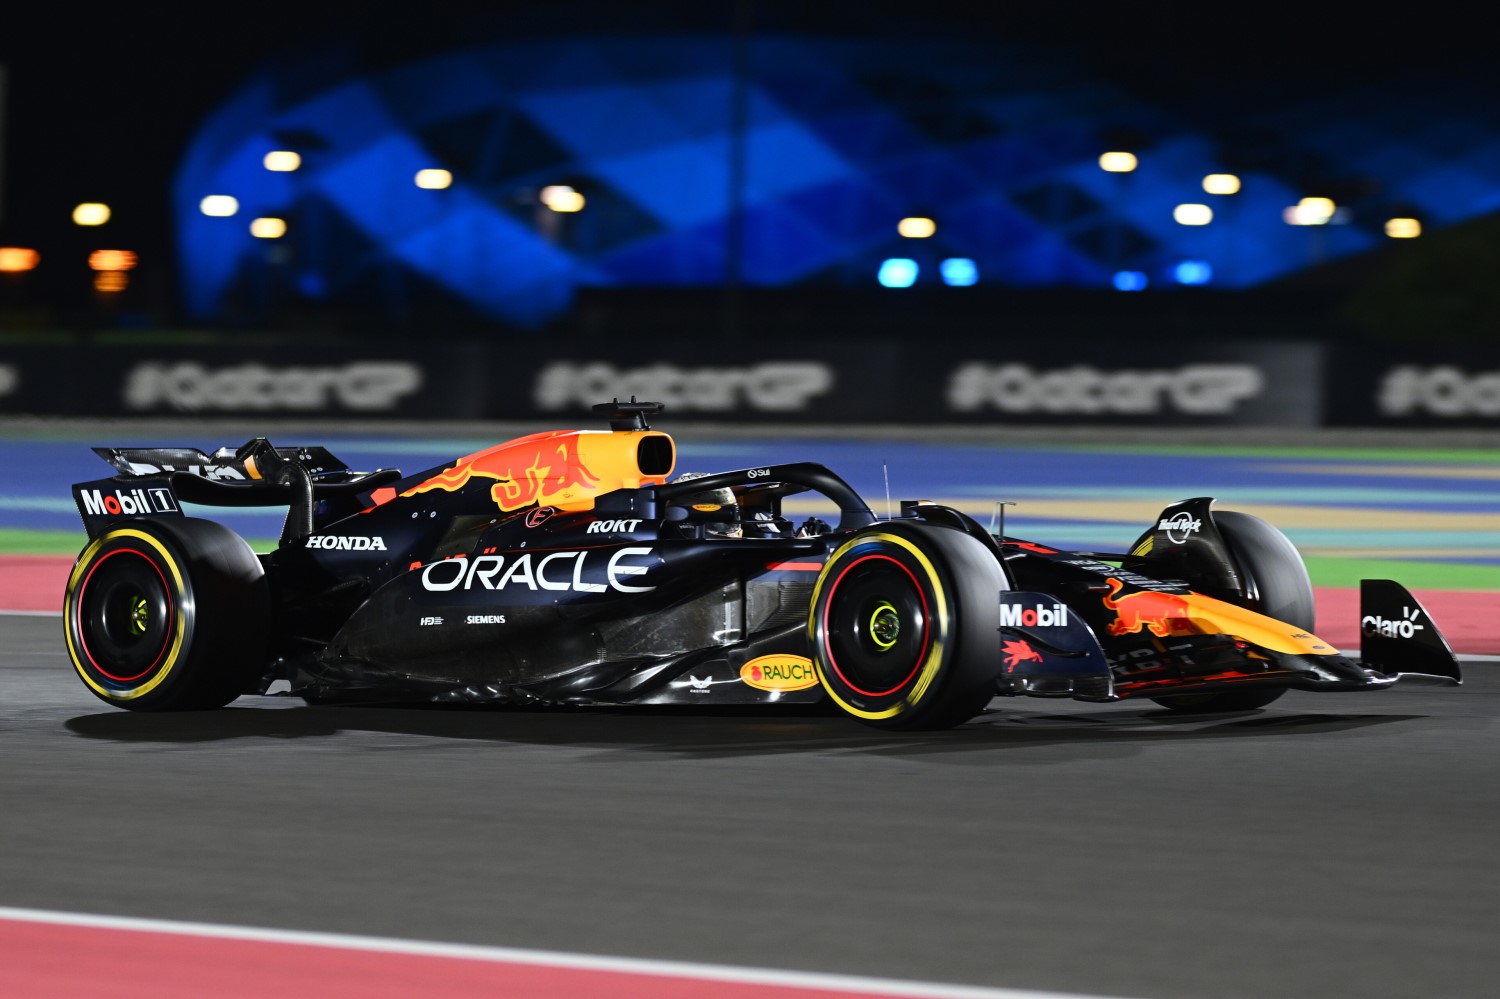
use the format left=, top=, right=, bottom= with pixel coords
left=0, top=1, right=1486, bottom=316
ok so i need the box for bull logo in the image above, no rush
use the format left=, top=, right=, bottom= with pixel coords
left=1002, top=640, right=1044, bottom=670
left=1101, top=577, right=1194, bottom=638
left=402, top=433, right=600, bottom=512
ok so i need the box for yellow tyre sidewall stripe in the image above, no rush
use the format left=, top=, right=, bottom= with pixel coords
left=810, top=532, right=949, bottom=721
left=64, top=528, right=188, bottom=701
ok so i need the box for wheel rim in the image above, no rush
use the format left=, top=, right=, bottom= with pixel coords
left=76, top=548, right=174, bottom=685
left=868, top=601, right=900, bottom=649
left=822, top=553, right=931, bottom=697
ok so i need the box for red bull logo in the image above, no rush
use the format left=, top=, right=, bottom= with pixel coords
left=402, top=432, right=601, bottom=512
left=1101, top=577, right=1195, bottom=638
left=1002, top=640, right=1044, bottom=670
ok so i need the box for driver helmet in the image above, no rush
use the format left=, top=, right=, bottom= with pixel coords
left=674, top=472, right=741, bottom=538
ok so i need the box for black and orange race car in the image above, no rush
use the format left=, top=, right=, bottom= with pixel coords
left=63, top=401, right=1461, bottom=728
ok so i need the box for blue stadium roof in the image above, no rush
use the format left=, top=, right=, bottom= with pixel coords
left=174, top=34, right=1500, bottom=327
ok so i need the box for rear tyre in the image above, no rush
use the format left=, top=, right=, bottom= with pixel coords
left=1151, top=510, right=1312, bottom=713
left=64, top=518, right=269, bottom=711
left=810, top=522, right=1006, bottom=730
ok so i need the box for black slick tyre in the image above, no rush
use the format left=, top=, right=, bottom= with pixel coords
left=63, top=518, right=270, bottom=711
left=1152, top=510, right=1313, bottom=713
left=809, top=522, right=1006, bottom=730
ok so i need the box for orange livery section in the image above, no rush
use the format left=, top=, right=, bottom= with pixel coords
left=1101, top=577, right=1336, bottom=656
left=400, top=429, right=676, bottom=514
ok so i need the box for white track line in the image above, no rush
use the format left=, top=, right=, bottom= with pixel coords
left=0, top=905, right=1133, bottom=999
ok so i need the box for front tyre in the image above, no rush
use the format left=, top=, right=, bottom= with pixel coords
left=810, top=523, right=1006, bottom=730
left=1151, top=510, right=1313, bottom=713
left=1214, top=510, right=1315, bottom=631
left=64, top=518, right=269, bottom=711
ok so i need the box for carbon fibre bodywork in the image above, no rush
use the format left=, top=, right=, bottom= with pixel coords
left=65, top=404, right=1461, bottom=719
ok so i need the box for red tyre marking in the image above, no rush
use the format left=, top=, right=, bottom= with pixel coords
left=75, top=548, right=173, bottom=684
left=822, top=553, right=931, bottom=698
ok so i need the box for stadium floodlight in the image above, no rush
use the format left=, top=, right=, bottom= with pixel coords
left=263, top=151, right=301, bottom=172
left=0, top=247, right=39, bottom=272
left=540, top=185, right=585, bottom=212
left=1173, top=203, right=1213, bottom=225
left=88, top=250, right=138, bottom=272
left=897, top=217, right=936, bottom=238
left=415, top=169, right=453, bottom=190
left=72, top=203, right=111, bottom=226
left=1202, top=174, right=1240, bottom=195
left=250, top=218, right=287, bottom=239
left=877, top=258, right=918, bottom=288
left=200, top=195, right=239, bottom=217
left=1284, top=197, right=1336, bottom=225
left=939, top=258, right=978, bottom=286
left=1174, top=260, right=1212, bottom=285
left=1099, top=151, right=1138, bottom=173
left=1385, top=218, right=1421, bottom=238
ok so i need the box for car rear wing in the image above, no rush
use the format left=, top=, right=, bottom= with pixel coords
left=74, top=438, right=400, bottom=545
left=94, top=443, right=355, bottom=481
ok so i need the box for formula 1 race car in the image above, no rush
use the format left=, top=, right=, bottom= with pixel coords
left=63, top=401, right=1462, bottom=729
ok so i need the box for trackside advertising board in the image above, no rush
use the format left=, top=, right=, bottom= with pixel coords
left=8, top=335, right=1493, bottom=427
left=1326, top=345, right=1500, bottom=427
left=0, top=342, right=489, bottom=419
left=932, top=341, right=1322, bottom=426
left=513, top=340, right=905, bottom=423
left=497, top=338, right=1323, bottom=426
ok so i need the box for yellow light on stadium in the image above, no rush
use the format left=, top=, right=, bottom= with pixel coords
left=540, top=185, right=585, bottom=212
left=88, top=249, right=138, bottom=272
left=1099, top=151, right=1138, bottom=173
left=72, top=203, right=111, bottom=226
left=1173, top=203, right=1213, bottom=226
left=415, top=169, right=453, bottom=190
left=1203, top=173, right=1240, bottom=195
left=1283, top=196, right=1336, bottom=226
left=200, top=195, right=240, bottom=217
left=897, top=217, right=936, bottom=238
left=0, top=247, right=40, bottom=272
left=250, top=217, right=287, bottom=239
left=264, top=150, right=302, bottom=172
left=1385, top=217, right=1421, bottom=238
left=94, top=271, right=129, bottom=293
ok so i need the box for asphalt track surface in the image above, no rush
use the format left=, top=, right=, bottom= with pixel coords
left=5, top=421, right=1500, bottom=997
left=4, top=609, right=1499, bottom=999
